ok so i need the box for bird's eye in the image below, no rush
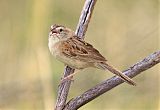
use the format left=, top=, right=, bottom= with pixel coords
left=59, top=28, right=63, bottom=32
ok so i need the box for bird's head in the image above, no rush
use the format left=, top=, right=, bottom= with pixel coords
left=49, top=24, right=74, bottom=41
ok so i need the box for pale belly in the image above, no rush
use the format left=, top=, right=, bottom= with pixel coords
left=56, top=53, right=91, bottom=69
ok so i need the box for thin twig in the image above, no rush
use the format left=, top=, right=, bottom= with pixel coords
left=54, top=0, right=97, bottom=110
left=64, top=51, right=160, bottom=110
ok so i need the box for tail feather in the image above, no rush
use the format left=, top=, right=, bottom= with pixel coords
left=96, top=62, right=136, bottom=86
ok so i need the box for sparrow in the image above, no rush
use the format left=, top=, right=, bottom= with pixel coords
left=48, top=24, right=136, bottom=86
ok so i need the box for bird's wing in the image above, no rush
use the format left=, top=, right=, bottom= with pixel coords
left=60, top=37, right=107, bottom=62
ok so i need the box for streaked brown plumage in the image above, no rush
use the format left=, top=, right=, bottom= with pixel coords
left=48, top=24, right=136, bottom=86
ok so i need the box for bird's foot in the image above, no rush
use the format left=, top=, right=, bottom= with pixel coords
left=60, top=75, right=74, bottom=84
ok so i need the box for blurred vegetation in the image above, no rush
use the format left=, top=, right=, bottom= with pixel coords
left=0, top=0, right=159, bottom=110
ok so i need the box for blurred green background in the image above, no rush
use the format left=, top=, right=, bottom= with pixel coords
left=0, top=0, right=159, bottom=110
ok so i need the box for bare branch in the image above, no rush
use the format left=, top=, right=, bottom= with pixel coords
left=64, top=51, right=160, bottom=110
left=54, top=0, right=97, bottom=110
left=75, top=0, right=97, bottom=38
left=54, top=67, right=74, bottom=110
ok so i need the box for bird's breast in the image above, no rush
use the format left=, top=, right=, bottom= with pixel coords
left=48, top=39, right=92, bottom=69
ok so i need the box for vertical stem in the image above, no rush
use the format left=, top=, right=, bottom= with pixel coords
left=54, top=0, right=97, bottom=110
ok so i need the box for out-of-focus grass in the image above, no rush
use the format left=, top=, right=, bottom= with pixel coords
left=0, top=0, right=159, bottom=110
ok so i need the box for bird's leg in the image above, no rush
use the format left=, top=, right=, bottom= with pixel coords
left=60, top=70, right=80, bottom=83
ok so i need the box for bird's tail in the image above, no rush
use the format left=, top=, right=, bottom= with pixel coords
left=95, top=62, right=136, bottom=86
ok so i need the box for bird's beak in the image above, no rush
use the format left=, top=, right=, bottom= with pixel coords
left=51, top=29, right=58, bottom=34
left=49, top=30, right=60, bottom=39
